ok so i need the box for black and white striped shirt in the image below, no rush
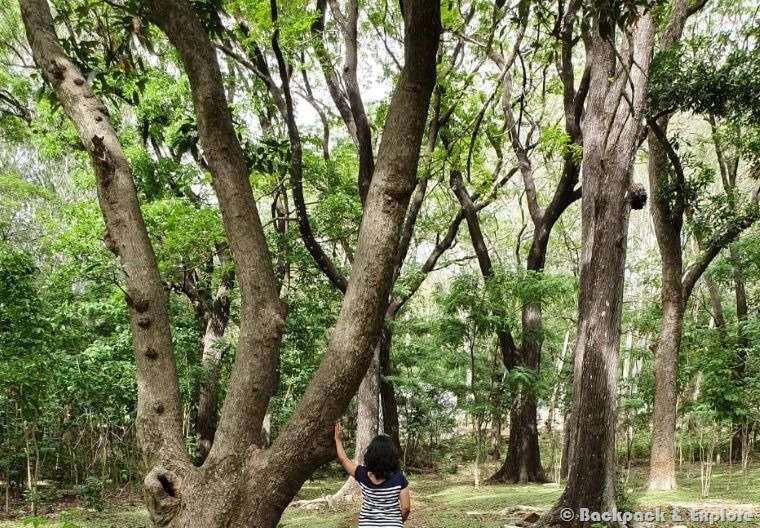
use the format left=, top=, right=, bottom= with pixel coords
left=354, top=465, right=408, bottom=527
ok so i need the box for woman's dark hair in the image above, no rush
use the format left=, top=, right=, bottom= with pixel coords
left=363, top=435, right=400, bottom=480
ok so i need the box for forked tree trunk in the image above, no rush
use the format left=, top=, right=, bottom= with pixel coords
left=646, top=28, right=759, bottom=495
left=645, top=0, right=709, bottom=492
left=20, top=0, right=440, bottom=525
left=541, top=11, right=655, bottom=526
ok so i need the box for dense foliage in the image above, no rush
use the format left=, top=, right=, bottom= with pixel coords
left=0, top=0, right=759, bottom=521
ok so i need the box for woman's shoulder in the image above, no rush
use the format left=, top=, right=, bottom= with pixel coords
left=354, top=466, right=408, bottom=489
left=388, top=471, right=408, bottom=489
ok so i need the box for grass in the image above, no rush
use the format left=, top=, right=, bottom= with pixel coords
left=1, top=463, right=758, bottom=527
left=0, top=509, right=148, bottom=528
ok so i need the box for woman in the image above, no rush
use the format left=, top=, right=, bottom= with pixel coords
left=335, top=423, right=411, bottom=526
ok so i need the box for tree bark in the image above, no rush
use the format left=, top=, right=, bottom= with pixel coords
left=333, top=338, right=382, bottom=501
left=23, top=0, right=439, bottom=524
left=637, top=0, right=709, bottom=492
left=647, top=116, right=685, bottom=491
left=648, top=298, right=684, bottom=490
left=154, top=0, right=440, bottom=525
left=195, top=277, right=233, bottom=463
left=147, top=0, right=288, bottom=469
left=19, top=0, right=190, bottom=492
left=646, top=0, right=751, bottom=488
left=541, top=11, right=655, bottom=525
left=491, top=260, right=547, bottom=483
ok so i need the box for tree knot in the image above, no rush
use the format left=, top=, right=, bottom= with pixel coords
left=144, top=467, right=181, bottom=526
left=628, top=183, right=648, bottom=210
left=49, top=60, right=66, bottom=81
left=103, top=228, right=119, bottom=255
left=128, top=296, right=151, bottom=313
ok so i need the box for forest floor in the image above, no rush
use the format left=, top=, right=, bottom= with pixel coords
left=1, top=463, right=759, bottom=527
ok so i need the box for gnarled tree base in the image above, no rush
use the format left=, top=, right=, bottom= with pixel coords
left=489, top=395, right=546, bottom=484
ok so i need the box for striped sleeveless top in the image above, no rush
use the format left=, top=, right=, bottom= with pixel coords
left=354, top=465, right=408, bottom=527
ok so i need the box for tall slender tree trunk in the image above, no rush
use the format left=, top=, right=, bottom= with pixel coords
left=648, top=297, right=684, bottom=490
left=542, top=11, right=655, bottom=525
left=646, top=10, right=756, bottom=488
left=730, top=244, right=749, bottom=461
left=647, top=114, right=685, bottom=491
left=640, top=0, right=710, bottom=492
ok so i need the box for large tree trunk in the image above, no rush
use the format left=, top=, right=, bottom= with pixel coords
left=541, top=11, right=655, bottom=525
left=645, top=4, right=756, bottom=489
left=22, top=0, right=439, bottom=525
left=495, top=377, right=544, bottom=482
left=550, top=154, right=634, bottom=524
left=149, top=0, right=440, bottom=520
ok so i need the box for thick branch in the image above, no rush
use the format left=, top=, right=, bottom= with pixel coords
left=260, top=0, right=441, bottom=504
left=19, top=0, right=188, bottom=470
left=147, top=0, right=286, bottom=464
left=682, top=205, right=760, bottom=302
